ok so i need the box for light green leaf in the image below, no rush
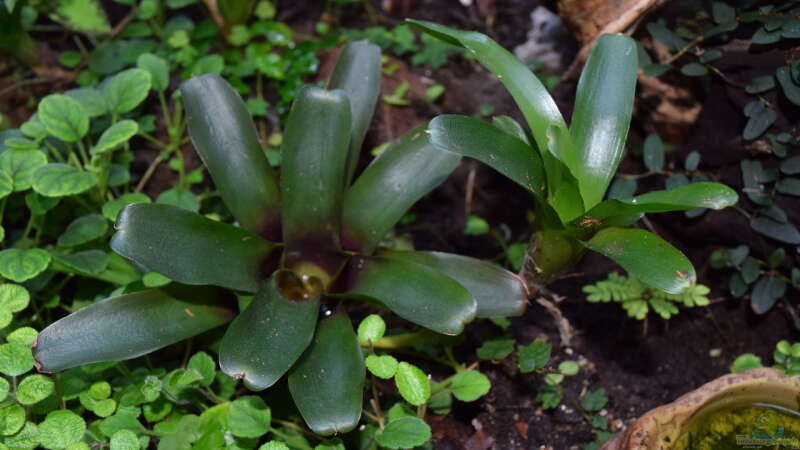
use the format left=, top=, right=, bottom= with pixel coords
left=582, top=227, right=695, bottom=294
left=3, top=421, right=38, bottom=448
left=7, top=327, right=37, bottom=346
left=57, top=214, right=109, bottom=247
left=187, top=352, right=215, bottom=387
left=32, top=164, right=97, bottom=197
left=38, top=410, right=86, bottom=449
left=0, top=378, right=7, bottom=402
left=0, top=149, right=48, bottom=191
left=365, top=354, right=398, bottom=379
left=476, top=338, right=514, bottom=360
left=109, top=429, right=139, bottom=450
left=407, top=20, right=568, bottom=159
left=0, top=404, right=25, bottom=435
left=570, top=34, right=637, bottom=209
left=586, top=182, right=738, bottom=219
left=64, top=87, right=108, bottom=118
left=227, top=396, right=271, bottom=438
left=136, top=53, right=169, bottom=92
left=16, top=374, right=54, bottom=405
left=0, top=343, right=34, bottom=376
left=0, top=248, right=51, bottom=282
left=0, top=171, right=12, bottom=200
left=53, top=0, right=111, bottom=33
left=375, top=417, right=431, bottom=450
left=450, top=370, right=491, bottom=401
left=92, top=120, right=138, bottom=154
left=356, top=314, right=386, bottom=345
left=0, top=284, right=29, bottom=312
left=102, top=69, right=152, bottom=115
left=394, top=362, right=430, bottom=406
left=102, top=193, right=151, bottom=222
left=155, top=188, right=199, bottom=212
left=38, top=94, right=89, bottom=142
left=427, top=115, right=545, bottom=196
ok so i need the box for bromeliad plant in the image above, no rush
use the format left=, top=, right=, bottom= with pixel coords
left=407, top=20, right=740, bottom=294
left=32, top=40, right=527, bottom=436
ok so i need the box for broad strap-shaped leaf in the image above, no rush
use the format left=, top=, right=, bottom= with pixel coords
left=281, top=86, right=351, bottom=256
left=570, top=34, right=638, bottom=210
left=111, top=203, right=279, bottom=293
left=407, top=20, right=570, bottom=161
left=288, top=311, right=364, bottom=436
left=581, top=227, right=695, bottom=294
left=339, top=256, right=476, bottom=335
left=219, top=272, right=320, bottom=391
left=342, top=124, right=460, bottom=254
left=328, top=40, right=382, bottom=185
left=585, top=182, right=739, bottom=220
left=543, top=125, right=583, bottom=222
left=378, top=251, right=527, bottom=317
left=428, top=115, right=545, bottom=197
left=182, top=73, right=281, bottom=238
left=33, top=285, right=235, bottom=372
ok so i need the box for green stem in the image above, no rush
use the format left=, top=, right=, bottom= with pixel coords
left=43, top=141, right=66, bottom=163
left=76, top=140, right=90, bottom=168
left=370, top=330, right=436, bottom=349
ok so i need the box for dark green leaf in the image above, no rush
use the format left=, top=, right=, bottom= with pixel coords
left=377, top=250, right=527, bottom=318
left=642, top=134, right=664, bottom=172
left=777, top=178, right=800, bottom=196
left=476, top=338, right=514, bottom=360
left=580, top=389, right=608, bottom=412
left=586, top=182, right=738, bottom=219
left=342, top=124, right=460, bottom=254
left=582, top=227, right=695, bottom=294
left=517, top=339, right=551, bottom=373
left=712, top=2, right=735, bottom=24
left=750, top=217, right=800, bottom=244
left=743, top=102, right=776, bottom=140
left=281, top=86, right=351, bottom=253
left=569, top=33, right=637, bottom=208
left=182, top=73, right=281, bottom=237
left=681, top=63, right=708, bottom=76
left=111, top=203, right=278, bottom=293
left=646, top=22, right=687, bottom=51
left=219, top=272, right=320, bottom=390
left=428, top=115, right=545, bottom=196
left=288, top=312, right=364, bottom=436
left=34, top=286, right=235, bottom=372
left=781, top=156, right=800, bottom=175
left=750, top=276, right=786, bottom=314
left=776, top=66, right=800, bottom=106
left=57, top=214, right=109, bottom=247
left=340, top=256, right=476, bottom=335
left=746, top=75, right=775, bottom=94
left=407, top=20, right=569, bottom=157
left=328, top=40, right=382, bottom=184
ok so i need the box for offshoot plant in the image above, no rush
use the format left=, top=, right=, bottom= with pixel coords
left=407, top=20, right=739, bottom=295
left=33, top=40, right=528, bottom=437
